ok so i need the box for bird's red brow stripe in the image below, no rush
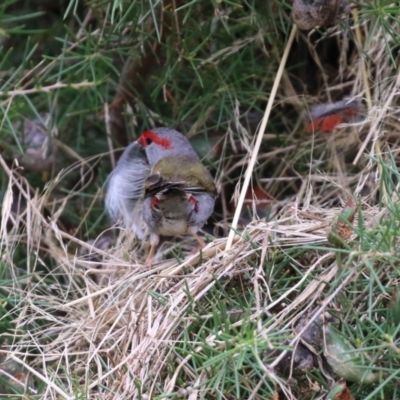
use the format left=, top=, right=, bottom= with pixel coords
left=139, top=131, right=172, bottom=149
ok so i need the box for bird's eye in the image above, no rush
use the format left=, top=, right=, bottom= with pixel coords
left=146, top=137, right=153, bottom=146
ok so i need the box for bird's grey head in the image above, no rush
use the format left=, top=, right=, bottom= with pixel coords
left=137, top=127, right=198, bottom=166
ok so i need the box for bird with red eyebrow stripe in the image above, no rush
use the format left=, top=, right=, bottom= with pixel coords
left=305, top=98, right=365, bottom=134
left=105, top=127, right=217, bottom=265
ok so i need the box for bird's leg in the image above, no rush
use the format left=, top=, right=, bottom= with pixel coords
left=145, top=244, right=156, bottom=266
left=193, top=232, right=206, bottom=248
left=189, top=230, right=207, bottom=256
left=145, top=233, right=160, bottom=267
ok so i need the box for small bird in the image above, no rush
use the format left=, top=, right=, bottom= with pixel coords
left=292, top=0, right=349, bottom=31
left=8, top=113, right=57, bottom=173
left=306, top=98, right=364, bottom=134
left=105, top=127, right=217, bottom=264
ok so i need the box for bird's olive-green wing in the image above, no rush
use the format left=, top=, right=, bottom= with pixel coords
left=152, top=156, right=216, bottom=194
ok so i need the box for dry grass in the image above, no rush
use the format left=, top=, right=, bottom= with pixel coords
left=0, top=153, right=392, bottom=398
left=2, top=1, right=400, bottom=399
left=2, top=96, right=400, bottom=398
left=2, top=88, right=400, bottom=399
